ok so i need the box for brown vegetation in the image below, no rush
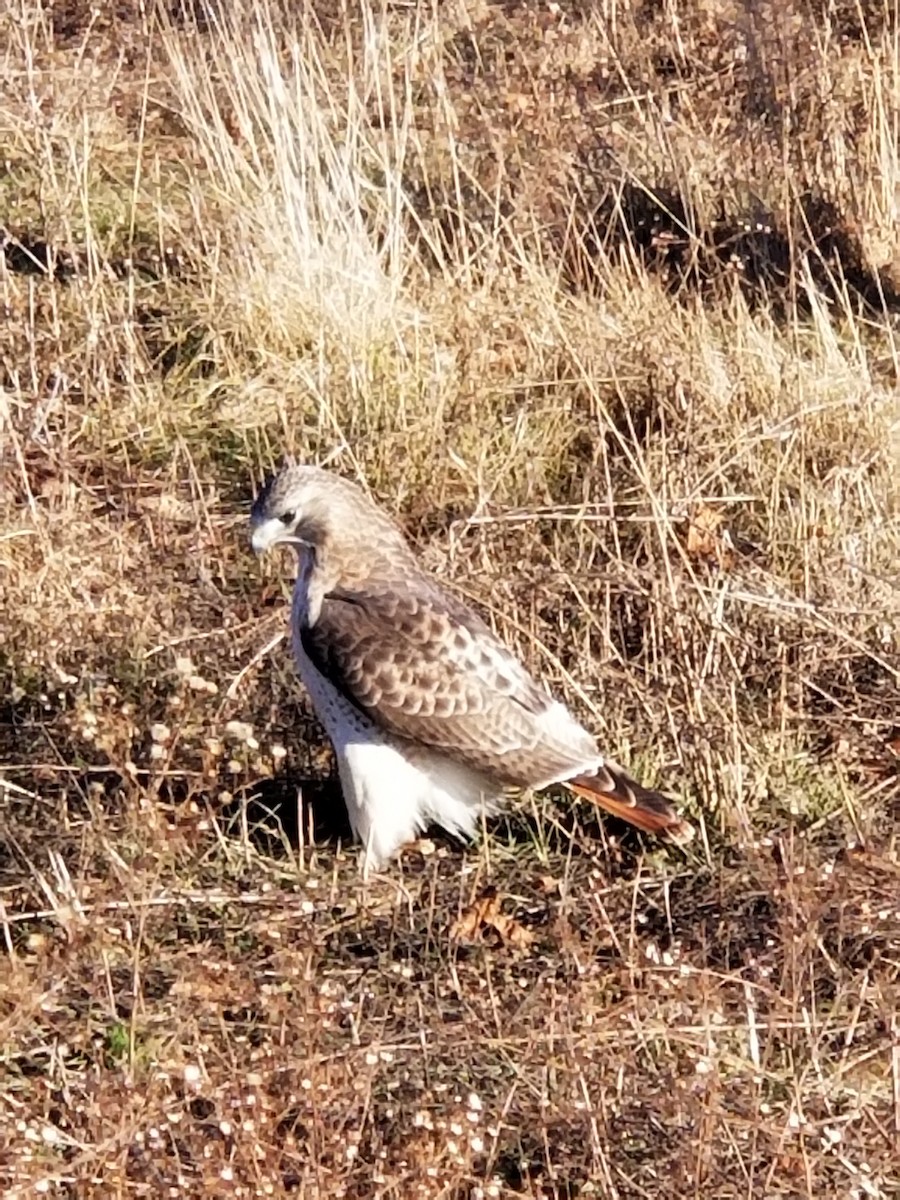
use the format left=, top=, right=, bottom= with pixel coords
left=1, top=0, right=898, bottom=1195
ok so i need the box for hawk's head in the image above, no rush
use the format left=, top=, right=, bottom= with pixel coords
left=249, top=464, right=411, bottom=565
left=249, top=464, right=337, bottom=555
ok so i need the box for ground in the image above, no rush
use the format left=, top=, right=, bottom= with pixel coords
left=0, top=0, right=898, bottom=1196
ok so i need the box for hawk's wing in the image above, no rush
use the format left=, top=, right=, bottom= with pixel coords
left=297, top=579, right=599, bottom=786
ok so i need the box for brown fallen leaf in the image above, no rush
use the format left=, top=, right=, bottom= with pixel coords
left=683, top=502, right=735, bottom=569
left=450, top=887, right=535, bottom=949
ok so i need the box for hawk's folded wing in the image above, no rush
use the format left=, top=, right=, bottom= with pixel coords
left=297, top=581, right=599, bottom=786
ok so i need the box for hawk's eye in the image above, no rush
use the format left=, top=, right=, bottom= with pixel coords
left=279, top=510, right=296, bottom=526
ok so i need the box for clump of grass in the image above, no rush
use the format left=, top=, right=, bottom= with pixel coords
left=163, top=0, right=417, bottom=350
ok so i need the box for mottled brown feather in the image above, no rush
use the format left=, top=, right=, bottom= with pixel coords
left=298, top=581, right=600, bottom=786
left=568, top=767, right=695, bottom=843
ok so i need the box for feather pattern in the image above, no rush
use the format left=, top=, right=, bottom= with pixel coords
left=298, top=580, right=600, bottom=786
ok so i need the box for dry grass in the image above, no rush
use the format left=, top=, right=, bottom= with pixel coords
left=1, top=0, right=899, bottom=1196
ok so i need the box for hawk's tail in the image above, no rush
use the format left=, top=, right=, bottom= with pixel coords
left=566, top=761, right=694, bottom=844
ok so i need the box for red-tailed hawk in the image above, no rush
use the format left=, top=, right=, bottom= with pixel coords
left=250, top=466, right=693, bottom=867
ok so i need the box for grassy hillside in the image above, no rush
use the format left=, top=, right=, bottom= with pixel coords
left=1, top=0, right=898, bottom=1195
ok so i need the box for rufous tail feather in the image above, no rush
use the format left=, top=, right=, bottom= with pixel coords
left=567, top=761, right=694, bottom=844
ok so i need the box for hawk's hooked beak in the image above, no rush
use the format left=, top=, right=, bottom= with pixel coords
left=250, top=518, right=286, bottom=556
left=251, top=519, right=310, bottom=556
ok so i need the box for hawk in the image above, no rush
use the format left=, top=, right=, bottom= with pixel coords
left=250, top=465, right=694, bottom=867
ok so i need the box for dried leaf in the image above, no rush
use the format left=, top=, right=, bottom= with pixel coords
left=684, top=503, right=735, bottom=568
left=450, top=887, right=535, bottom=948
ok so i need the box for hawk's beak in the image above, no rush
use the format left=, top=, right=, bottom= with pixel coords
left=250, top=519, right=283, bottom=556
left=251, top=519, right=309, bottom=556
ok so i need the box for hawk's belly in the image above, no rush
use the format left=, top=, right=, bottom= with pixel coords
left=291, top=598, right=496, bottom=867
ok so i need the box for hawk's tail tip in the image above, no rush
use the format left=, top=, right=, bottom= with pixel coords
left=567, top=763, right=695, bottom=845
left=657, top=816, right=696, bottom=846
